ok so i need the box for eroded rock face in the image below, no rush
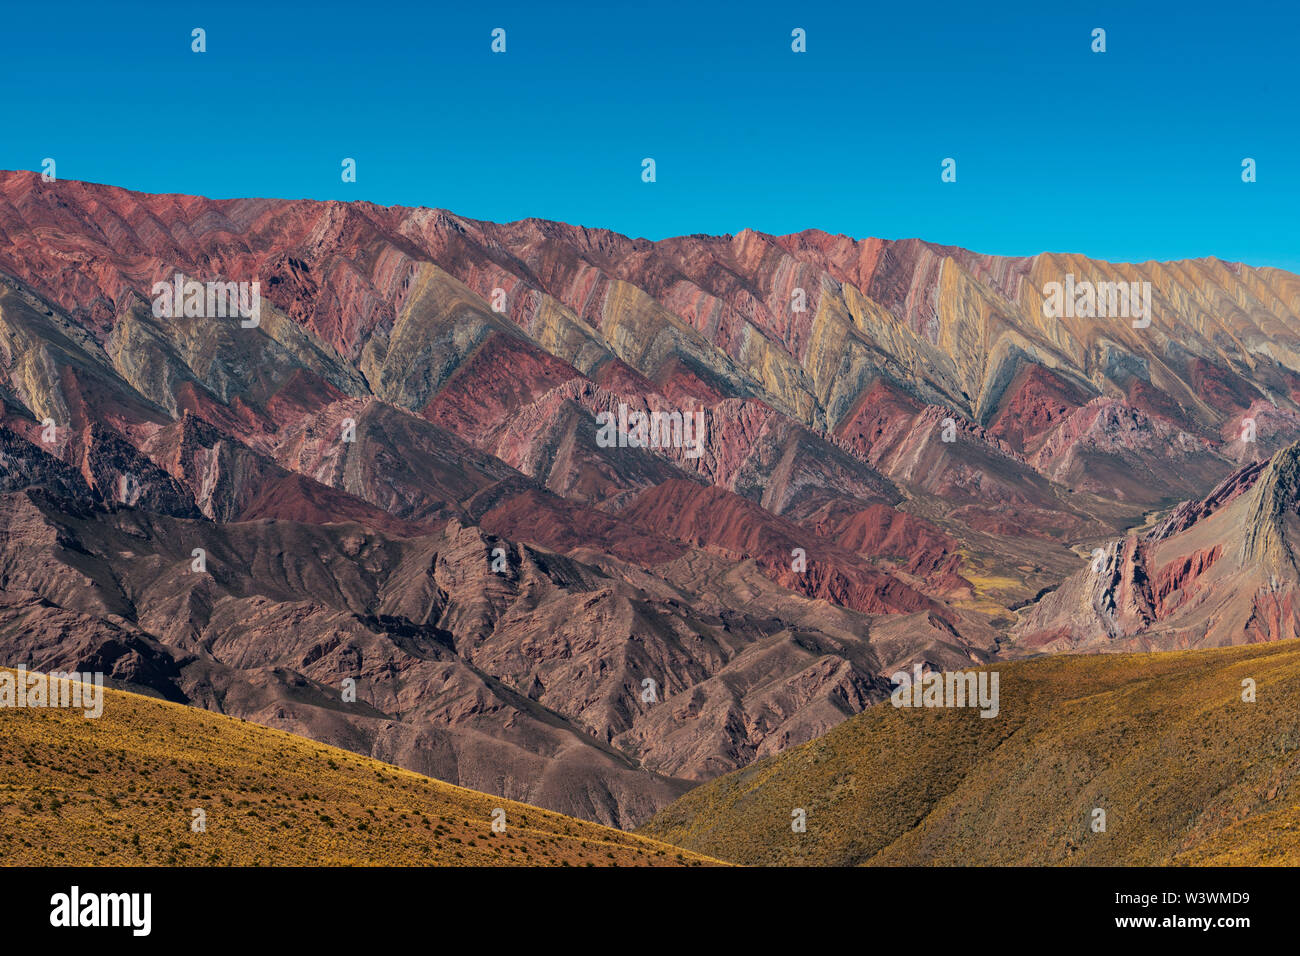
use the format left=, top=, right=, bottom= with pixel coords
left=1010, top=444, right=1300, bottom=652
left=2, top=171, right=1300, bottom=825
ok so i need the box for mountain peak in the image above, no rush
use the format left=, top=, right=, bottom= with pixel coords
left=1239, top=440, right=1300, bottom=568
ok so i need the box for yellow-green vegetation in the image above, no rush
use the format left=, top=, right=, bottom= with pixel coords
left=949, top=544, right=1054, bottom=620
left=953, top=568, right=1025, bottom=620
left=639, top=640, right=1300, bottom=866
left=959, top=571, right=1024, bottom=599
left=0, top=671, right=718, bottom=866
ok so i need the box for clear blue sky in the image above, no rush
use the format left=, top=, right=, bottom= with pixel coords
left=3, top=0, right=1297, bottom=269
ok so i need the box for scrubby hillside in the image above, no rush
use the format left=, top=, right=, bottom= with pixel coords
left=639, top=641, right=1300, bottom=865
left=0, top=670, right=717, bottom=866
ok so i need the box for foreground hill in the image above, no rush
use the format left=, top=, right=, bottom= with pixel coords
left=0, top=669, right=716, bottom=866
left=639, top=640, right=1300, bottom=865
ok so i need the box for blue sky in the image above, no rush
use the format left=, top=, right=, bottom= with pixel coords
left=2, top=1, right=1297, bottom=269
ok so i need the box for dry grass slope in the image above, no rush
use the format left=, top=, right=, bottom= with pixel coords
left=0, top=672, right=718, bottom=866
left=639, top=640, right=1300, bottom=865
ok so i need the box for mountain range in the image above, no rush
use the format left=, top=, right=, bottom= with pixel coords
left=2, top=170, right=1300, bottom=829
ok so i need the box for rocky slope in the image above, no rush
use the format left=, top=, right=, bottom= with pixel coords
left=1010, top=442, right=1300, bottom=652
